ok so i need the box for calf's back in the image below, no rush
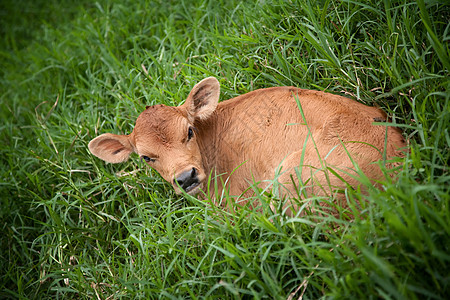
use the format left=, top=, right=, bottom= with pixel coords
left=194, top=86, right=405, bottom=197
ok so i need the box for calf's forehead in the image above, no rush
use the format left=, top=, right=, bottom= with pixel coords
left=133, top=105, right=189, bottom=150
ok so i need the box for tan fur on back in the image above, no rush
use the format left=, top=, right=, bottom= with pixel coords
left=195, top=87, right=404, bottom=197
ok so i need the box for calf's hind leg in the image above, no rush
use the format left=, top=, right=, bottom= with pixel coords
left=271, top=149, right=359, bottom=215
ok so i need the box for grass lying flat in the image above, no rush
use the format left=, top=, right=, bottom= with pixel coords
left=1, top=0, right=449, bottom=298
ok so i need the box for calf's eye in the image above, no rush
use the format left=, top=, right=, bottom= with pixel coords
left=187, top=126, right=194, bottom=140
left=142, top=156, right=155, bottom=163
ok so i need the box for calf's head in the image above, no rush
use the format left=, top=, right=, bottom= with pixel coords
left=88, top=77, right=220, bottom=195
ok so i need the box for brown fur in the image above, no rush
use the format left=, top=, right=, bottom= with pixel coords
left=89, top=77, right=406, bottom=211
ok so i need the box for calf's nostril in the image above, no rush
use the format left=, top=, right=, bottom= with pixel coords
left=174, top=168, right=200, bottom=192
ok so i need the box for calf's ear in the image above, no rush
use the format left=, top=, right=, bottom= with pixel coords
left=182, top=77, right=220, bottom=121
left=88, top=133, right=134, bottom=163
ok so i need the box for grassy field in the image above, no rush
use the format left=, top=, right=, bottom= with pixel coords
left=1, top=0, right=449, bottom=298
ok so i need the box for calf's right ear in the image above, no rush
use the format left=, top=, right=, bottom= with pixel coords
left=88, top=133, right=134, bottom=163
left=182, top=77, right=220, bottom=121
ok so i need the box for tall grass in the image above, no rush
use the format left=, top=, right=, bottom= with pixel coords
left=1, top=0, right=448, bottom=298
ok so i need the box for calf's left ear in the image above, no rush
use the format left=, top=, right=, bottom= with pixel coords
left=182, top=77, right=220, bottom=121
left=88, top=133, right=134, bottom=163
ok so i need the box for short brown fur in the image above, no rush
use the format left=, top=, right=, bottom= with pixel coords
left=89, top=77, right=406, bottom=211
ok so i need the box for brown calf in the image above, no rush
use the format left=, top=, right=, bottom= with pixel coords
left=89, top=77, right=405, bottom=206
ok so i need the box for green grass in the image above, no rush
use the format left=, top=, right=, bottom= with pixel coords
left=1, top=0, right=449, bottom=298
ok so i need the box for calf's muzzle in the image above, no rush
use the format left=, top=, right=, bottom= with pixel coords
left=174, top=167, right=200, bottom=193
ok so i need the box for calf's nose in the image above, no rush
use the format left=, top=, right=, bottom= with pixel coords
left=174, top=167, right=199, bottom=192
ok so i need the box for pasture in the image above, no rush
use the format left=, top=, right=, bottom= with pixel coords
left=1, top=0, right=448, bottom=298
